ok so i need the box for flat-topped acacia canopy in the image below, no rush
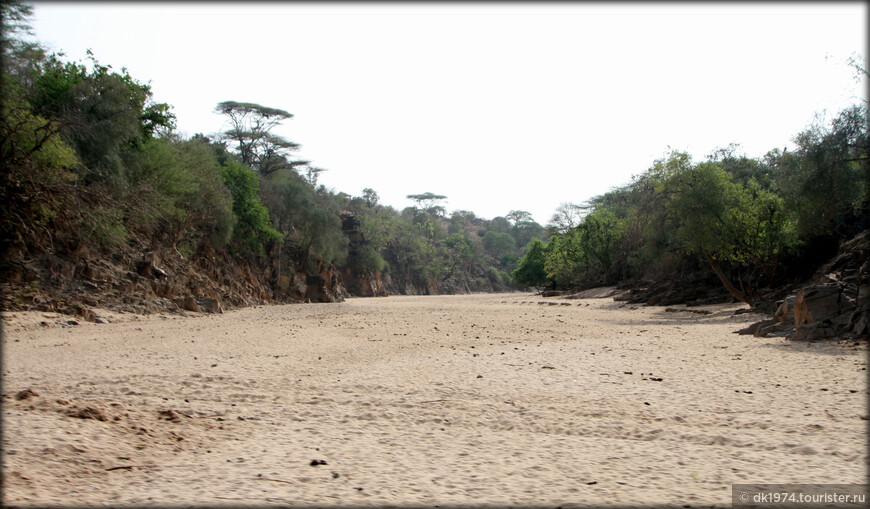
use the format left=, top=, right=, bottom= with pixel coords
left=215, top=101, right=292, bottom=119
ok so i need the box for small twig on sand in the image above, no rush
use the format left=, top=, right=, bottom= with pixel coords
left=257, top=477, right=295, bottom=484
left=105, top=465, right=137, bottom=471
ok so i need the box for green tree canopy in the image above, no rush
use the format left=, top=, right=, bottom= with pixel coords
left=215, top=100, right=307, bottom=176
left=512, top=239, right=550, bottom=288
left=407, top=192, right=447, bottom=216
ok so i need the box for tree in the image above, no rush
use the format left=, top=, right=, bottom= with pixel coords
left=361, top=188, right=380, bottom=208
left=30, top=52, right=175, bottom=185
left=507, top=210, right=546, bottom=250
left=1, top=1, right=46, bottom=88
left=544, top=229, right=585, bottom=286
left=261, top=170, right=347, bottom=268
left=548, top=202, right=585, bottom=234
left=442, top=233, right=474, bottom=283
left=661, top=159, right=797, bottom=304
left=303, top=165, right=327, bottom=186
left=214, top=101, right=305, bottom=176
left=407, top=192, right=447, bottom=216
left=577, top=206, right=625, bottom=285
left=506, top=210, right=533, bottom=225
left=512, top=239, right=551, bottom=288
left=771, top=104, right=868, bottom=238
left=220, top=160, right=282, bottom=255
left=482, top=231, right=517, bottom=267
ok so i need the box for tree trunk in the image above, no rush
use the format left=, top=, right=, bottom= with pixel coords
left=703, top=250, right=752, bottom=306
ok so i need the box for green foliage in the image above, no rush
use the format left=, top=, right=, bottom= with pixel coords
left=486, top=266, right=510, bottom=286
left=176, top=138, right=236, bottom=249
left=577, top=206, right=625, bottom=284
left=5, top=3, right=865, bottom=305
left=482, top=231, right=517, bottom=267
left=262, top=170, right=347, bottom=268
left=443, top=233, right=474, bottom=279
left=221, top=161, right=282, bottom=255
left=407, top=192, right=447, bottom=217
left=120, top=136, right=235, bottom=254
left=31, top=52, right=175, bottom=185
left=214, top=100, right=305, bottom=176
left=543, top=229, right=585, bottom=286
left=81, top=205, right=128, bottom=250
left=506, top=210, right=547, bottom=249
left=512, top=239, right=550, bottom=287
left=1, top=86, right=78, bottom=172
left=770, top=105, right=868, bottom=238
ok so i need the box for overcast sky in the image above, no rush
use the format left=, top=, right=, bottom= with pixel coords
left=30, top=2, right=867, bottom=224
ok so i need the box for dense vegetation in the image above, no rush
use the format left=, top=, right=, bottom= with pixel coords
left=519, top=105, right=868, bottom=305
left=0, top=2, right=545, bottom=299
left=2, top=2, right=867, bottom=309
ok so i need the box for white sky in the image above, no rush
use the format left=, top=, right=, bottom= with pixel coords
left=30, top=2, right=867, bottom=224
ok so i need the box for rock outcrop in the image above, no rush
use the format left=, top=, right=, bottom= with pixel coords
left=620, top=270, right=733, bottom=307
left=739, top=229, right=869, bottom=340
left=1, top=229, right=348, bottom=321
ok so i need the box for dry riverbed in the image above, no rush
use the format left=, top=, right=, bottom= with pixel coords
left=2, top=293, right=867, bottom=506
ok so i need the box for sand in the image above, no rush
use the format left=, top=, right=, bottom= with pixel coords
left=2, top=292, right=867, bottom=507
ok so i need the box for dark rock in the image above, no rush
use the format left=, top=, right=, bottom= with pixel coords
left=136, top=260, right=154, bottom=278
left=200, top=297, right=223, bottom=314
left=794, top=284, right=843, bottom=326
left=773, top=296, right=796, bottom=323
left=735, top=319, right=773, bottom=336
left=66, top=406, right=108, bottom=421
left=758, top=321, right=794, bottom=337
left=175, top=296, right=201, bottom=313
left=14, top=388, right=39, bottom=400
left=791, top=323, right=831, bottom=341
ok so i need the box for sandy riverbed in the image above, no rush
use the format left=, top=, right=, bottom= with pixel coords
left=2, top=292, right=867, bottom=506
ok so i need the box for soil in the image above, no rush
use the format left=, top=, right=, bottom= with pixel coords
left=2, top=292, right=866, bottom=506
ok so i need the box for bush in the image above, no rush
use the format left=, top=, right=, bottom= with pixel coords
left=221, top=161, right=282, bottom=255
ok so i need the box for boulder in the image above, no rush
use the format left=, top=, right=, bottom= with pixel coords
left=793, top=284, right=842, bottom=326
left=757, top=320, right=793, bottom=337
left=772, top=296, right=796, bottom=323
left=175, top=296, right=201, bottom=313
left=792, top=322, right=835, bottom=341
left=200, top=297, right=222, bottom=314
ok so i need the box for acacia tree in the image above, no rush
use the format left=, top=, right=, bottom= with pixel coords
left=407, top=192, right=447, bottom=216
left=214, top=101, right=306, bottom=175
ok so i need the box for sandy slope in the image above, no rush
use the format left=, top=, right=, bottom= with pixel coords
left=2, top=293, right=867, bottom=507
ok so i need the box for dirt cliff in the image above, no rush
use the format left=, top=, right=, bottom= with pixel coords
left=1, top=230, right=346, bottom=322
